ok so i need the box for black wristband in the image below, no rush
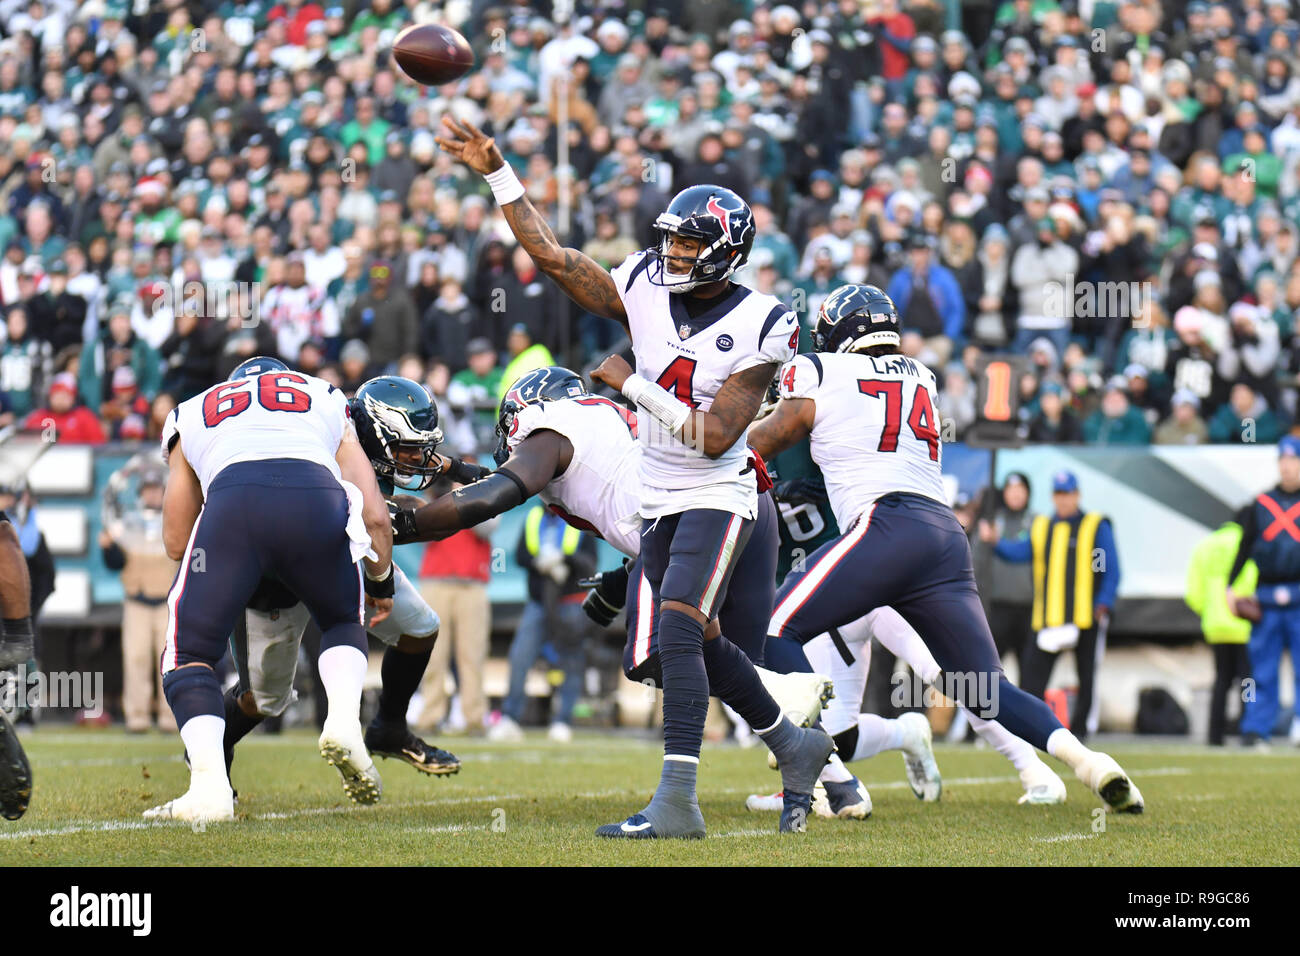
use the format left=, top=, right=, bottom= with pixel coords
left=2, top=617, right=33, bottom=640
left=582, top=589, right=621, bottom=627
left=364, top=566, right=396, bottom=600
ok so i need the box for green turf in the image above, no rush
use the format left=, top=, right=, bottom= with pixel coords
left=2, top=729, right=1298, bottom=866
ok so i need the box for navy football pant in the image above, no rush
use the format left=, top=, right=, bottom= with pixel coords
left=624, top=493, right=777, bottom=683
left=768, top=492, right=1065, bottom=751
left=163, top=459, right=367, bottom=677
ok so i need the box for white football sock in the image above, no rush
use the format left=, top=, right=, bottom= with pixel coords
left=179, top=714, right=226, bottom=777
left=318, top=644, right=368, bottom=726
left=851, top=713, right=906, bottom=761
left=819, top=751, right=854, bottom=784
left=804, top=630, right=869, bottom=737
left=1047, top=727, right=1091, bottom=772
left=964, top=707, right=1041, bottom=774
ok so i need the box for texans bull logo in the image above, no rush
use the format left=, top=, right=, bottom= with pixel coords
left=705, top=195, right=750, bottom=246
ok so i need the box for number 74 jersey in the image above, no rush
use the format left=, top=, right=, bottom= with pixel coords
left=161, top=371, right=352, bottom=497
left=777, top=350, right=947, bottom=530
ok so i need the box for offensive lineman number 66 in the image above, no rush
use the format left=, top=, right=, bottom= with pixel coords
left=203, top=374, right=313, bottom=426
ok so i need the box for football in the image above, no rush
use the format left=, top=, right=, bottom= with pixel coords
left=392, top=23, right=475, bottom=86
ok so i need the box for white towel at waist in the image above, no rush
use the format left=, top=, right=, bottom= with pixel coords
left=341, top=479, right=379, bottom=564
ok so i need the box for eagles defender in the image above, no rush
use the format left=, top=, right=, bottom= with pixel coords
left=749, top=285, right=1144, bottom=814
left=216, top=369, right=465, bottom=793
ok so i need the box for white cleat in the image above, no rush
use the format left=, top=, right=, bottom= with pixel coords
left=319, top=720, right=382, bottom=805
left=1076, top=751, right=1144, bottom=813
left=143, top=770, right=234, bottom=825
left=488, top=714, right=524, bottom=742
left=547, top=722, right=573, bottom=743
left=898, top=712, right=942, bottom=802
left=746, top=783, right=831, bottom=817
left=755, top=668, right=834, bottom=728
left=1017, top=761, right=1068, bottom=805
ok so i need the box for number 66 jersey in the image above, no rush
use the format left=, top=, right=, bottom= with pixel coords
left=777, top=350, right=947, bottom=531
left=161, top=371, right=351, bottom=495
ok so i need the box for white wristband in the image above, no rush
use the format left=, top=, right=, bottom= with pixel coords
left=485, top=164, right=525, bottom=205
left=364, top=562, right=393, bottom=582
left=623, top=373, right=691, bottom=435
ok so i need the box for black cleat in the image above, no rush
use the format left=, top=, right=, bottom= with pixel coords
left=0, top=709, right=32, bottom=820
left=364, top=723, right=461, bottom=776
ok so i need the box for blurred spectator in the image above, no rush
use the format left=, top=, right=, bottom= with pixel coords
left=1185, top=521, right=1255, bottom=746
left=1154, top=390, right=1210, bottom=445
left=0, top=307, right=51, bottom=419
left=1083, top=378, right=1153, bottom=445
left=413, top=477, right=496, bottom=736
left=887, top=233, right=964, bottom=364
left=342, top=259, right=419, bottom=369
left=1010, top=216, right=1079, bottom=356
left=1027, top=381, right=1083, bottom=443
left=1208, top=383, right=1286, bottom=445
left=100, top=469, right=177, bottom=732
left=22, top=372, right=105, bottom=444
left=498, top=323, right=555, bottom=400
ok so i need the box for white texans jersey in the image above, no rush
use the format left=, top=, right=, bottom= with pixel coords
left=162, top=371, right=350, bottom=496
left=610, top=251, right=799, bottom=518
left=506, top=396, right=643, bottom=557
left=777, top=350, right=947, bottom=529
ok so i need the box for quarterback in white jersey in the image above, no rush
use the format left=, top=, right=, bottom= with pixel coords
left=751, top=285, right=1145, bottom=815
left=437, top=114, right=835, bottom=839
left=146, top=356, right=396, bottom=825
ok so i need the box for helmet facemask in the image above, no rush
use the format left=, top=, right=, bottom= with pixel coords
left=647, top=216, right=741, bottom=294
left=360, top=392, right=445, bottom=491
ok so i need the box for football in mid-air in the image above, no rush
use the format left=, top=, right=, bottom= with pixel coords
left=392, top=23, right=475, bottom=86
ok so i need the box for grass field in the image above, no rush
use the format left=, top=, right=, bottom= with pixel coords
left=3, top=729, right=1298, bottom=866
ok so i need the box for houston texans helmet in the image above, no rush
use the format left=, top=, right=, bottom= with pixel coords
left=813, top=284, right=902, bottom=353
left=228, top=356, right=290, bottom=380
left=494, top=366, right=588, bottom=466
left=647, top=184, right=756, bottom=293
left=350, top=376, right=445, bottom=491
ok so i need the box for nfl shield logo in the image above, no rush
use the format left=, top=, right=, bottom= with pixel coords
left=678, top=323, right=692, bottom=340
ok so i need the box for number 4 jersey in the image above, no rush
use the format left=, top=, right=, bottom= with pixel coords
left=161, top=371, right=352, bottom=496
left=611, top=250, right=798, bottom=519
left=777, top=350, right=947, bottom=530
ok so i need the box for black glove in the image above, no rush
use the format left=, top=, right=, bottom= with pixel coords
left=445, top=457, right=493, bottom=484
left=389, top=500, right=420, bottom=545
left=578, top=560, right=631, bottom=626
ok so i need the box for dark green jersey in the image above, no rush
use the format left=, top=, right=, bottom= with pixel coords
left=769, top=437, right=839, bottom=584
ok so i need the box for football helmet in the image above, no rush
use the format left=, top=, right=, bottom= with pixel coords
left=494, top=366, right=588, bottom=466
left=228, top=356, right=290, bottom=380
left=647, top=184, right=755, bottom=293
left=350, top=376, right=444, bottom=491
left=813, top=284, right=901, bottom=353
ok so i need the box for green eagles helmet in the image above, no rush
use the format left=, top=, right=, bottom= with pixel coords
left=350, top=376, right=445, bottom=491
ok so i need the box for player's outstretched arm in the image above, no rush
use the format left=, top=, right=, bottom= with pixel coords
left=394, top=431, right=568, bottom=544
left=162, top=444, right=204, bottom=561
left=592, top=356, right=777, bottom=459
left=0, top=520, right=31, bottom=619
left=748, top=396, right=816, bottom=461
left=435, top=116, right=628, bottom=326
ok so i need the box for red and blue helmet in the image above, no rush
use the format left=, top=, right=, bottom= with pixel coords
left=647, top=184, right=756, bottom=294
left=813, top=284, right=902, bottom=354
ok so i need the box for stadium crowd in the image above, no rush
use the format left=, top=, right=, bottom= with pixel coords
left=0, top=0, right=1298, bottom=457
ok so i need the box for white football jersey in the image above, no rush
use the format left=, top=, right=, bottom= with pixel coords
left=162, top=371, right=351, bottom=497
left=611, top=250, right=798, bottom=517
left=777, top=350, right=947, bottom=529
left=506, top=396, right=643, bottom=558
